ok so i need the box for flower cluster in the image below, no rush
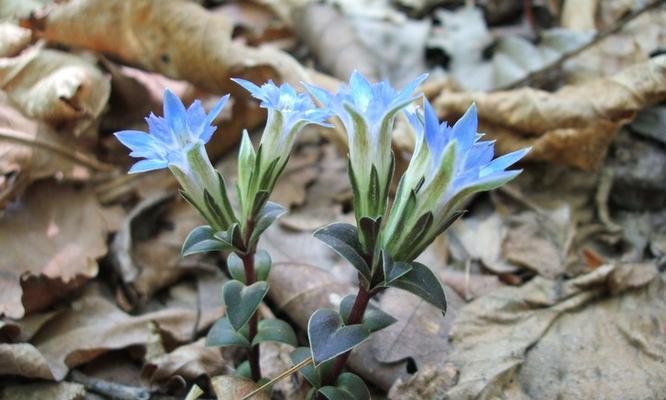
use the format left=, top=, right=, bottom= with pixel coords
left=115, top=72, right=529, bottom=399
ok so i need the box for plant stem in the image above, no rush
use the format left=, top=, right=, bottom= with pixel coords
left=322, top=285, right=372, bottom=387
left=241, top=246, right=261, bottom=382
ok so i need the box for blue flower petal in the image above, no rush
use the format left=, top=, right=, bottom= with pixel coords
left=128, top=159, right=169, bottom=174
left=163, top=89, right=189, bottom=141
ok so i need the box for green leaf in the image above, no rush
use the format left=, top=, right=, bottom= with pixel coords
left=235, top=360, right=251, bottom=379
left=388, top=262, right=447, bottom=314
left=339, top=295, right=397, bottom=334
left=250, top=201, right=286, bottom=246
left=290, top=347, right=335, bottom=390
left=381, top=252, right=412, bottom=285
left=223, top=280, right=269, bottom=331
left=215, top=223, right=244, bottom=250
left=308, top=309, right=370, bottom=366
left=319, top=372, right=370, bottom=400
left=206, top=317, right=250, bottom=348
left=255, top=250, right=272, bottom=281
left=252, top=319, right=298, bottom=347
left=182, top=225, right=230, bottom=256
left=313, top=223, right=370, bottom=280
left=227, top=252, right=246, bottom=283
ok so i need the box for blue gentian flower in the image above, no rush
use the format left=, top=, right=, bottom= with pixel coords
left=115, top=89, right=236, bottom=230
left=383, top=99, right=530, bottom=261
left=304, top=71, right=427, bottom=225
left=232, top=79, right=331, bottom=218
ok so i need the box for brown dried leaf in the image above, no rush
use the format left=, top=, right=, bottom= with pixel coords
left=443, top=262, right=665, bottom=399
left=211, top=375, right=270, bottom=400
left=0, top=45, right=110, bottom=130
left=0, top=96, right=112, bottom=208
left=371, top=287, right=463, bottom=368
left=141, top=338, right=228, bottom=390
left=0, top=23, right=31, bottom=57
left=25, top=0, right=307, bottom=93
left=430, top=55, right=666, bottom=170
left=0, top=181, right=109, bottom=318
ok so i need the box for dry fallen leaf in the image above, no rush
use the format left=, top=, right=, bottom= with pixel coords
left=0, top=23, right=32, bottom=57
left=0, top=45, right=110, bottom=131
left=444, top=262, right=664, bottom=400
left=429, top=55, right=666, bottom=170
left=24, top=0, right=307, bottom=93
left=0, top=181, right=109, bottom=319
left=0, top=95, right=112, bottom=208
left=211, top=375, right=270, bottom=400
left=0, top=382, right=86, bottom=400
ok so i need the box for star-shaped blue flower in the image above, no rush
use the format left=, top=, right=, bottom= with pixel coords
left=384, top=99, right=530, bottom=261
left=115, top=89, right=229, bottom=173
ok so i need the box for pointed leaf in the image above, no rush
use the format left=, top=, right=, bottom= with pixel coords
left=182, top=225, right=230, bottom=256
left=250, top=201, right=287, bottom=245
left=314, top=223, right=370, bottom=279
left=318, top=387, right=354, bottom=400
left=388, top=262, right=447, bottom=313
left=206, top=317, right=250, bottom=348
left=223, top=280, right=269, bottom=331
left=290, top=347, right=320, bottom=388
left=235, top=360, right=252, bottom=379
left=358, top=216, right=381, bottom=256
left=252, top=319, right=298, bottom=347
left=308, top=309, right=370, bottom=366
left=329, top=373, right=370, bottom=400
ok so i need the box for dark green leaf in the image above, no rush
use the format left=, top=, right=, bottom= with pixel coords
left=339, top=295, right=397, bottom=334
left=255, top=250, right=272, bottom=281
left=388, top=262, right=447, bottom=314
left=206, top=317, right=250, bottom=348
left=358, top=216, right=381, bottom=256
left=381, top=252, right=412, bottom=285
left=227, top=252, right=246, bottom=283
left=319, top=372, right=370, bottom=400
left=223, top=280, right=269, bottom=331
left=252, top=319, right=298, bottom=347
left=250, top=201, right=286, bottom=246
left=291, top=347, right=320, bottom=388
left=313, top=223, right=370, bottom=280
left=182, top=225, right=230, bottom=256
left=235, top=360, right=251, bottom=379
left=307, top=309, right=370, bottom=366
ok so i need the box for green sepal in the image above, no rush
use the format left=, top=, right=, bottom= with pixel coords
left=405, top=209, right=465, bottom=261
left=179, top=189, right=215, bottom=229
left=255, top=250, right=272, bottom=281
left=182, top=225, right=231, bottom=256
left=308, top=309, right=370, bottom=366
left=249, top=201, right=287, bottom=246
left=388, top=262, right=447, bottom=314
left=223, top=280, right=269, bottom=331
left=368, top=165, right=381, bottom=215
left=203, top=189, right=228, bottom=228
left=215, top=171, right=237, bottom=222
left=358, top=216, right=381, bottom=258
left=339, top=294, right=397, bottom=334
left=215, top=223, right=244, bottom=250
left=206, top=316, right=250, bottom=348
left=381, top=251, right=412, bottom=285
left=392, top=211, right=433, bottom=261
left=313, top=223, right=370, bottom=280
left=226, top=252, right=246, bottom=283
left=252, top=318, right=298, bottom=347
left=318, top=372, right=370, bottom=400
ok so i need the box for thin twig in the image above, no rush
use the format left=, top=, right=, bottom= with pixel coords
left=69, top=370, right=150, bottom=400
left=241, top=357, right=314, bottom=400
left=501, top=0, right=666, bottom=90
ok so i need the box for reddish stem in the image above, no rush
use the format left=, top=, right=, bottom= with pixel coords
left=322, top=285, right=372, bottom=387
left=241, top=246, right=261, bottom=382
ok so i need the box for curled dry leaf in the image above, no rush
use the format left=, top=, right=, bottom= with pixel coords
left=0, top=287, right=220, bottom=380
left=0, top=45, right=110, bottom=130
left=141, top=338, right=228, bottom=390
left=0, top=23, right=31, bottom=57
left=24, top=0, right=307, bottom=93
left=430, top=55, right=666, bottom=170
left=444, top=262, right=664, bottom=400
left=0, top=181, right=109, bottom=319
left=0, top=95, right=112, bottom=208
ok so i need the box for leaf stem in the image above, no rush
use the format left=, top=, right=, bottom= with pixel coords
left=241, top=217, right=261, bottom=382
left=322, top=285, right=372, bottom=387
